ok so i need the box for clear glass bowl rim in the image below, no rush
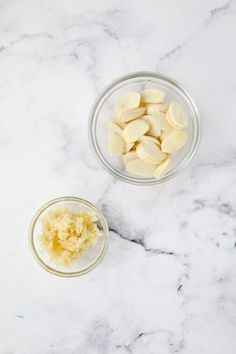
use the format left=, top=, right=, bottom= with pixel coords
left=28, top=196, right=109, bottom=277
left=88, top=71, right=201, bottom=185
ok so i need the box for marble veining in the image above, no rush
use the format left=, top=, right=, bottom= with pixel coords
left=0, top=0, right=236, bottom=353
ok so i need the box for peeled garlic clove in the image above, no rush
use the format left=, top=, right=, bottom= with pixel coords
left=115, top=120, right=126, bottom=129
left=123, top=151, right=138, bottom=166
left=143, top=115, right=161, bottom=137
left=159, top=129, right=173, bottom=142
left=161, top=130, right=188, bottom=153
left=118, top=107, right=146, bottom=123
left=124, top=142, right=135, bottom=153
left=151, top=112, right=172, bottom=131
left=166, top=110, right=181, bottom=130
left=146, top=102, right=169, bottom=114
left=141, top=89, right=165, bottom=104
left=139, top=135, right=160, bottom=145
left=166, top=110, right=179, bottom=129
left=153, top=158, right=171, bottom=178
left=123, top=118, right=149, bottom=143
left=136, top=141, right=166, bottom=165
left=126, top=158, right=156, bottom=177
left=108, top=121, right=123, bottom=137
left=167, top=101, right=188, bottom=128
left=115, top=91, right=140, bottom=115
left=108, top=133, right=124, bottom=156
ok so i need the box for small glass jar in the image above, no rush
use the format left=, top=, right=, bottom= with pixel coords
left=28, top=196, right=109, bottom=277
left=89, top=71, right=201, bottom=185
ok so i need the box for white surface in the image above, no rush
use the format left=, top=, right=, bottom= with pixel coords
left=0, top=1, right=236, bottom=353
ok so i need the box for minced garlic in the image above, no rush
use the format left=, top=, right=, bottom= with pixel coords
left=40, top=208, right=101, bottom=266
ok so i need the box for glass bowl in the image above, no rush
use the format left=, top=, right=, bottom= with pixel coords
left=28, top=196, right=109, bottom=277
left=89, top=71, right=201, bottom=185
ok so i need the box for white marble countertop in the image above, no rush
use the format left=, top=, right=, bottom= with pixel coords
left=1, top=0, right=236, bottom=353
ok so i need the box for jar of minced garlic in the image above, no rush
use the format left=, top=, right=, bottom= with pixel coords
left=40, top=208, right=101, bottom=266
left=29, top=197, right=109, bottom=276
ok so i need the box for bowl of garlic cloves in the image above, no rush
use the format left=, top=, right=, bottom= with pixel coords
left=89, top=71, right=201, bottom=185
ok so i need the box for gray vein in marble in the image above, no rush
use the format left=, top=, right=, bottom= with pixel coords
left=88, top=320, right=113, bottom=353
left=179, top=221, right=189, bottom=229
left=177, top=284, right=183, bottom=292
left=173, top=256, right=192, bottom=354
left=116, top=331, right=155, bottom=353
left=96, top=179, right=116, bottom=208
left=0, top=33, right=54, bottom=53
left=159, top=0, right=234, bottom=68
left=58, top=9, right=127, bottom=92
left=99, top=9, right=124, bottom=45
left=192, top=199, right=208, bottom=211
left=189, top=197, right=236, bottom=220
left=0, top=7, right=150, bottom=96
left=204, top=0, right=233, bottom=25
left=47, top=117, right=101, bottom=173
left=100, top=199, right=154, bottom=249
left=190, top=158, right=236, bottom=186
left=61, top=7, right=150, bottom=92
left=160, top=44, right=187, bottom=63
left=69, top=38, right=99, bottom=92
left=117, top=329, right=184, bottom=354
left=109, top=227, right=175, bottom=256
left=218, top=202, right=236, bottom=218
left=16, top=314, right=24, bottom=319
